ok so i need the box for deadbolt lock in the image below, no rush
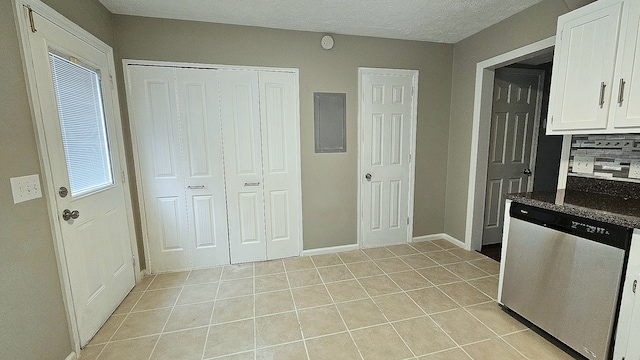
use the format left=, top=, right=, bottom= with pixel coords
left=59, top=186, right=68, bottom=198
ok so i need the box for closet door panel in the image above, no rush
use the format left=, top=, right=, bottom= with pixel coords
left=220, top=69, right=267, bottom=263
left=177, top=68, right=230, bottom=268
left=128, top=66, right=190, bottom=272
left=259, top=71, right=302, bottom=259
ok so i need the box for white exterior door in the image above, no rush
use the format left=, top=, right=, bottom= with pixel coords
left=220, top=69, right=267, bottom=264
left=259, top=71, right=302, bottom=260
left=549, top=1, right=622, bottom=131
left=127, top=66, right=229, bottom=272
left=26, top=11, right=135, bottom=346
left=483, top=68, right=543, bottom=246
left=360, top=69, right=418, bottom=248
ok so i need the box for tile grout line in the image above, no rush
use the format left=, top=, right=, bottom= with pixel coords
left=90, top=274, right=157, bottom=359
left=309, top=254, right=365, bottom=360
left=281, top=259, right=313, bottom=360
left=339, top=247, right=421, bottom=358
left=200, top=267, right=224, bottom=360
left=252, top=262, right=257, bottom=360
left=146, top=272, right=193, bottom=360
left=359, top=248, right=422, bottom=358
left=380, top=244, right=468, bottom=358
left=92, top=240, right=510, bottom=360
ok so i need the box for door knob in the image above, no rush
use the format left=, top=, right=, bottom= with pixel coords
left=523, top=168, right=532, bottom=176
left=62, top=209, right=80, bottom=221
left=365, top=173, right=372, bottom=181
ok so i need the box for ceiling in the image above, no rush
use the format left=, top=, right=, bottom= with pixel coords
left=98, top=0, right=548, bottom=43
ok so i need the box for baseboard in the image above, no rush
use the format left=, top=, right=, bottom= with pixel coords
left=65, top=352, right=77, bottom=360
left=136, top=269, right=146, bottom=282
left=412, top=234, right=447, bottom=242
left=412, top=233, right=467, bottom=250
left=302, top=243, right=359, bottom=256
left=301, top=233, right=468, bottom=256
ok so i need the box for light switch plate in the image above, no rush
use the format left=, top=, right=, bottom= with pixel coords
left=573, top=156, right=595, bottom=174
left=10, top=174, right=42, bottom=204
left=629, top=160, right=640, bottom=179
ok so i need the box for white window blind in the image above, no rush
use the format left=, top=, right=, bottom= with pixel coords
left=49, top=53, right=113, bottom=196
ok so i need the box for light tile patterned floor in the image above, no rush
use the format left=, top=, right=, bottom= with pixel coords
left=81, top=239, right=573, bottom=360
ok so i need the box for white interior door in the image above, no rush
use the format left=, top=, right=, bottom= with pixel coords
left=127, top=66, right=230, bottom=272
left=360, top=69, right=417, bottom=248
left=26, top=10, right=135, bottom=346
left=128, top=66, right=190, bottom=272
left=176, top=68, right=230, bottom=268
left=482, top=68, right=543, bottom=246
left=220, top=69, right=267, bottom=263
left=259, top=71, right=302, bottom=259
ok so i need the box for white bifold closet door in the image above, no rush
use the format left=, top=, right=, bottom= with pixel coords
left=127, top=64, right=302, bottom=271
left=220, top=69, right=302, bottom=264
left=128, top=66, right=230, bottom=272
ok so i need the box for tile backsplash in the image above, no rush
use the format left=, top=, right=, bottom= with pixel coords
left=569, top=134, right=640, bottom=183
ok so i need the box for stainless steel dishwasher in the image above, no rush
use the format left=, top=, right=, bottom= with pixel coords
left=501, top=202, right=632, bottom=360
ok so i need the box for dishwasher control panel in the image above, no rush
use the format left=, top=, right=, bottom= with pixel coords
left=510, top=202, right=632, bottom=250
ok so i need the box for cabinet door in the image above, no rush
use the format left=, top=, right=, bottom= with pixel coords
left=613, top=2, right=640, bottom=128
left=549, top=1, right=623, bottom=132
left=220, top=69, right=267, bottom=264
left=259, top=71, right=302, bottom=260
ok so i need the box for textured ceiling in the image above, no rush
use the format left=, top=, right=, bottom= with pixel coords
left=98, top=0, right=544, bottom=43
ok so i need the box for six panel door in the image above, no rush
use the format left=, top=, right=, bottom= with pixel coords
left=361, top=72, right=414, bottom=248
left=483, top=68, right=543, bottom=246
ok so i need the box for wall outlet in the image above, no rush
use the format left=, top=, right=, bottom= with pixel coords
left=629, top=160, right=640, bottom=179
left=573, top=156, right=595, bottom=174
left=10, top=174, right=42, bottom=204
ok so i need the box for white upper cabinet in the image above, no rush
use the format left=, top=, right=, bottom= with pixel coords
left=614, top=0, right=640, bottom=128
left=548, top=0, right=640, bottom=134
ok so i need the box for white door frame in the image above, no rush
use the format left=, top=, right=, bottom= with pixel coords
left=357, top=67, right=419, bottom=247
left=466, top=36, right=573, bottom=251
left=13, top=0, right=141, bottom=353
left=123, top=59, right=303, bottom=270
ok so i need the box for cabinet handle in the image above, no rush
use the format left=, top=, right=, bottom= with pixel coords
left=599, top=82, right=606, bottom=108
left=244, top=182, right=260, bottom=186
left=634, top=279, right=637, bottom=294
left=618, top=78, right=626, bottom=105
left=187, top=185, right=205, bottom=189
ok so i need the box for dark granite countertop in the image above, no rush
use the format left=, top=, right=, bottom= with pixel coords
left=505, top=189, right=640, bottom=229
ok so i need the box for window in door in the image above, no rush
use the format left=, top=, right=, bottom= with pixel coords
left=49, top=52, right=113, bottom=196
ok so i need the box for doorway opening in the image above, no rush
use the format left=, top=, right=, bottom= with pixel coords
left=466, top=37, right=567, bottom=256
left=480, top=57, right=564, bottom=261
